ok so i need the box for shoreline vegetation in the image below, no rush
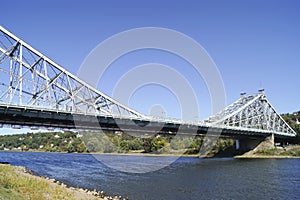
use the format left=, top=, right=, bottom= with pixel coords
left=0, top=130, right=300, bottom=158
left=236, top=145, right=300, bottom=158
left=0, top=163, right=127, bottom=200
left=0, top=131, right=238, bottom=157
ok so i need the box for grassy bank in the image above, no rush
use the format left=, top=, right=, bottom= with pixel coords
left=0, top=164, right=74, bottom=199
left=0, top=164, right=110, bottom=200
left=256, top=146, right=300, bottom=156
left=236, top=145, right=300, bottom=158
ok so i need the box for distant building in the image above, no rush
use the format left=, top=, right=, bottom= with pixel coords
left=291, top=118, right=300, bottom=125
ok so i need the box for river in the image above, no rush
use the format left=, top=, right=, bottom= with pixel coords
left=0, top=152, right=299, bottom=199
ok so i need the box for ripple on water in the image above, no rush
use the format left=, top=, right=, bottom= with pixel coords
left=0, top=152, right=299, bottom=199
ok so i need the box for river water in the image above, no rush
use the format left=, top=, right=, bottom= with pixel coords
left=0, top=152, right=299, bottom=199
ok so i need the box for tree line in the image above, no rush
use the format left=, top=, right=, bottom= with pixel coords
left=0, top=132, right=86, bottom=153
left=281, top=111, right=300, bottom=137
left=0, top=131, right=235, bottom=155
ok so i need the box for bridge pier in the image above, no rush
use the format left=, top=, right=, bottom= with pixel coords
left=235, top=139, right=240, bottom=150
left=236, top=134, right=275, bottom=152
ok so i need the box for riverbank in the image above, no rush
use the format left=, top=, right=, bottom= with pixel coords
left=2, top=145, right=300, bottom=159
left=0, top=163, right=125, bottom=200
left=2, top=148, right=300, bottom=158
left=0, top=149, right=200, bottom=157
left=86, top=151, right=200, bottom=157
left=235, top=145, right=300, bottom=159
left=235, top=154, right=300, bottom=159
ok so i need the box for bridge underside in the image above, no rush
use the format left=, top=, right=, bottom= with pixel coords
left=0, top=104, right=291, bottom=141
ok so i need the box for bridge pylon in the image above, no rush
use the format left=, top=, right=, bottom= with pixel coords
left=206, top=92, right=296, bottom=137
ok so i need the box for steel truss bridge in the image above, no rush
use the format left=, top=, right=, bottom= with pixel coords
left=0, top=26, right=296, bottom=139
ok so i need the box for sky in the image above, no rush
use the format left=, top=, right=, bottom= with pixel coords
left=0, top=0, right=300, bottom=134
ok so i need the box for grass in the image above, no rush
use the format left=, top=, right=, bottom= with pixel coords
left=0, top=164, right=76, bottom=200
left=0, top=187, right=24, bottom=200
left=255, top=145, right=300, bottom=157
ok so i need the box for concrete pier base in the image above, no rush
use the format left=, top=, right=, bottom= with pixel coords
left=236, top=134, right=275, bottom=153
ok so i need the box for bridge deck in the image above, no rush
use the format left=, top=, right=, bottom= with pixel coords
left=0, top=104, right=293, bottom=139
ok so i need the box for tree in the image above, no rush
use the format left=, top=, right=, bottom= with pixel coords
left=76, top=142, right=87, bottom=153
left=143, top=138, right=152, bottom=153
left=67, top=143, right=76, bottom=153
left=151, top=137, right=168, bottom=152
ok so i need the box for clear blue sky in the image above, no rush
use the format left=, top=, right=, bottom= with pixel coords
left=0, top=0, right=300, bottom=134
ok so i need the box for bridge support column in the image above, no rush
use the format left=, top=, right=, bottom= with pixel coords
left=237, top=134, right=275, bottom=153
left=253, top=134, right=274, bottom=151
left=235, top=140, right=240, bottom=150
